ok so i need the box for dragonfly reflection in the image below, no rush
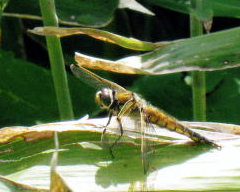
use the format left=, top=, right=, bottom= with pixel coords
left=70, top=64, right=217, bottom=173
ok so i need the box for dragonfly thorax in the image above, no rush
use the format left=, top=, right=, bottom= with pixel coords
left=95, top=88, right=115, bottom=110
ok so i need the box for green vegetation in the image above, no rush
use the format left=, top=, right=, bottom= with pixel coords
left=0, top=0, right=240, bottom=191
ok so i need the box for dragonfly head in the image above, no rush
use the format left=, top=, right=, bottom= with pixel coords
left=95, top=88, right=115, bottom=110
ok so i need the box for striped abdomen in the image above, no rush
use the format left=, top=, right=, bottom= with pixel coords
left=144, top=106, right=215, bottom=145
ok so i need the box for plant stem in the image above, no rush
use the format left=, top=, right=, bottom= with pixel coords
left=39, top=0, right=74, bottom=120
left=190, top=0, right=206, bottom=121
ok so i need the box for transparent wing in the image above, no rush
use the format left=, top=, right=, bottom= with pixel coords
left=109, top=99, right=152, bottom=173
left=70, top=64, right=126, bottom=92
left=102, top=99, right=136, bottom=149
left=140, top=108, right=149, bottom=174
left=100, top=100, right=153, bottom=173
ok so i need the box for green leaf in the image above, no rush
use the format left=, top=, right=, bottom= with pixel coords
left=145, top=0, right=240, bottom=19
left=31, top=26, right=240, bottom=75
left=29, top=27, right=157, bottom=51
left=0, top=118, right=240, bottom=191
left=119, top=0, right=154, bottom=16
left=55, top=0, right=119, bottom=27
left=0, top=50, right=97, bottom=127
left=0, top=0, right=9, bottom=13
left=206, top=68, right=240, bottom=124
left=61, top=27, right=240, bottom=75
left=0, top=175, right=48, bottom=192
left=127, top=26, right=240, bottom=74
left=4, top=0, right=119, bottom=27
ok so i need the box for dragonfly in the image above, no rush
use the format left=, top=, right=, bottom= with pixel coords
left=70, top=64, right=217, bottom=173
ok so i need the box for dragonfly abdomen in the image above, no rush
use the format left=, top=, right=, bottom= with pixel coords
left=144, top=106, right=181, bottom=130
left=144, top=106, right=215, bottom=145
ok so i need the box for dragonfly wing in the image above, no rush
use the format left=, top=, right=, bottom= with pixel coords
left=111, top=98, right=151, bottom=173
left=140, top=108, right=150, bottom=174
left=106, top=99, right=136, bottom=145
left=100, top=99, right=136, bottom=155
left=70, top=64, right=126, bottom=92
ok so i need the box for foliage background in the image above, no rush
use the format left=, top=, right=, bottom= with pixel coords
left=1, top=0, right=240, bottom=128
left=1, top=1, right=240, bottom=191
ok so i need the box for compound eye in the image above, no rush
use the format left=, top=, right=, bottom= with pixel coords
left=95, top=88, right=113, bottom=109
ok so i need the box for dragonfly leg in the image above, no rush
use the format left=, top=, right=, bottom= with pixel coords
left=101, top=111, right=113, bottom=153
left=101, top=110, right=123, bottom=158
left=108, top=99, right=135, bottom=158
left=109, top=115, right=123, bottom=158
left=101, top=112, right=113, bottom=138
left=105, top=111, right=113, bottom=127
